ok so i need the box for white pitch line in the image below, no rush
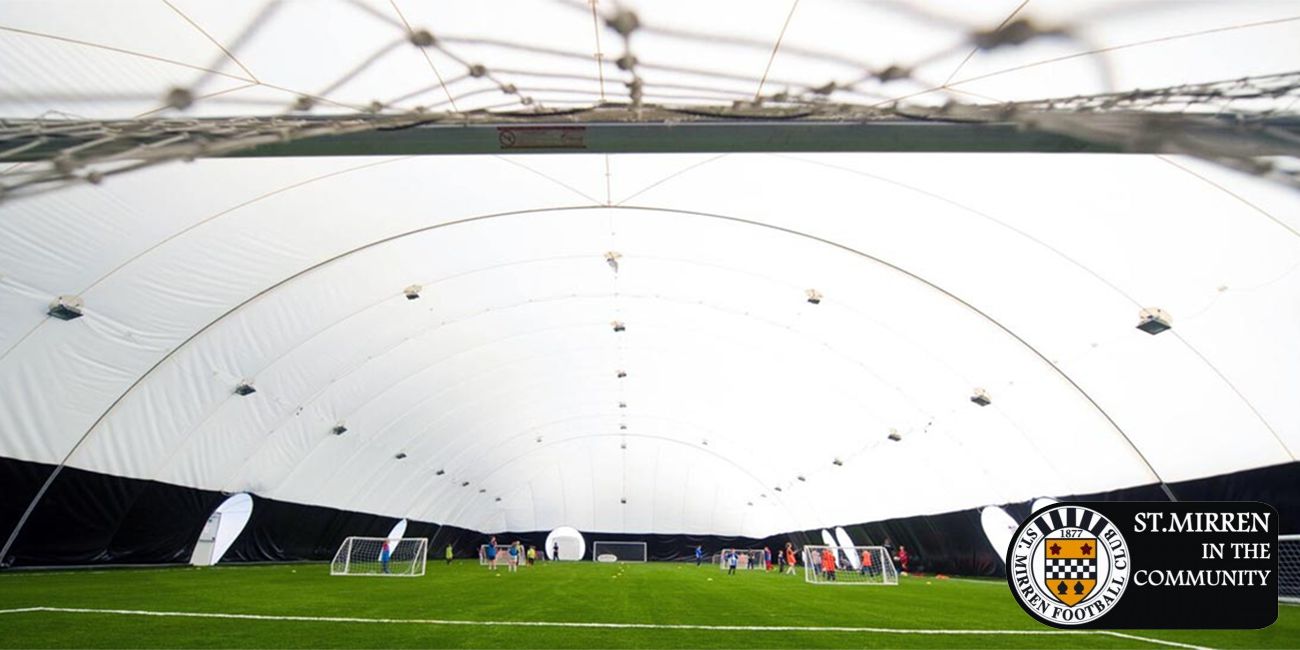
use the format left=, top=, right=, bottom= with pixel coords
left=1100, top=631, right=1212, bottom=650
left=937, top=577, right=1009, bottom=585
left=0, top=606, right=1211, bottom=648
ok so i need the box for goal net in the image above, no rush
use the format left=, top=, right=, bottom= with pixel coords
left=1281, top=534, right=1299, bottom=604
left=330, top=537, right=427, bottom=577
left=592, top=541, right=647, bottom=562
left=478, top=544, right=525, bottom=565
left=802, top=545, right=897, bottom=585
left=716, top=548, right=768, bottom=570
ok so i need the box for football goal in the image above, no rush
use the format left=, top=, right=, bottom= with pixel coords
left=592, top=541, right=647, bottom=562
left=330, top=537, right=427, bottom=577
left=716, top=548, right=767, bottom=570
left=802, top=545, right=897, bottom=585
left=478, top=544, right=523, bottom=565
left=1281, top=534, right=1299, bottom=604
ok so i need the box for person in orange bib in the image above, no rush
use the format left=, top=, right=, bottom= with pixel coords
left=784, top=544, right=797, bottom=575
left=860, top=548, right=874, bottom=578
left=821, top=548, right=837, bottom=581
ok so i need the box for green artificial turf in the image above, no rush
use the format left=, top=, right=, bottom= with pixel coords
left=0, top=561, right=1295, bottom=648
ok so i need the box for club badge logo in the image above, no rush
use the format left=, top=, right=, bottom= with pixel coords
left=1009, top=505, right=1130, bottom=626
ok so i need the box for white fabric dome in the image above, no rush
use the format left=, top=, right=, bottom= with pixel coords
left=0, top=1, right=1296, bottom=542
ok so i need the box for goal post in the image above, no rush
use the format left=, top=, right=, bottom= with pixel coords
left=478, top=543, right=533, bottom=566
left=592, top=541, right=647, bottom=562
left=715, top=548, right=768, bottom=570
left=330, top=537, right=427, bottom=577
left=479, top=544, right=507, bottom=566
left=1281, top=534, right=1299, bottom=604
left=802, top=545, right=897, bottom=585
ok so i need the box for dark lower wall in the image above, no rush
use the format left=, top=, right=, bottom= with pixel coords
left=2, top=455, right=1295, bottom=572
left=0, top=456, right=480, bottom=567
left=0, top=456, right=219, bottom=565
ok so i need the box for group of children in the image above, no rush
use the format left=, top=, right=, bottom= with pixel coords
left=481, top=536, right=539, bottom=572
left=712, top=543, right=799, bottom=576
left=813, top=547, right=877, bottom=581
left=707, top=542, right=907, bottom=580
left=465, top=537, right=910, bottom=579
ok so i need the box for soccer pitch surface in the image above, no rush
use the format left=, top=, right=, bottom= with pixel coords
left=1, top=561, right=1296, bottom=648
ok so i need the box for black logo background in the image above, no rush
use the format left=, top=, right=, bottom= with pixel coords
left=1007, top=502, right=1277, bottom=629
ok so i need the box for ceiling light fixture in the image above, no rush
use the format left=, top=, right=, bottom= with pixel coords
left=1137, top=307, right=1172, bottom=335
left=48, top=295, right=84, bottom=320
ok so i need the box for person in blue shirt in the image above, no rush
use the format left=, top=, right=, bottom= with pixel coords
left=727, top=550, right=738, bottom=575
left=507, top=541, right=520, bottom=573
left=694, top=545, right=704, bottom=566
left=486, top=536, right=498, bottom=570
left=379, top=541, right=392, bottom=574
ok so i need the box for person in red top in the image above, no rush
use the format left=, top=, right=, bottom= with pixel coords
left=898, top=545, right=910, bottom=574
left=820, top=548, right=837, bottom=581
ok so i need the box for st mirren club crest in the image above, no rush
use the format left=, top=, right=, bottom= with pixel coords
left=1043, top=537, right=1096, bottom=606
left=1008, top=505, right=1131, bottom=627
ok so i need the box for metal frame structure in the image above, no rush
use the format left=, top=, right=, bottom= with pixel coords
left=4, top=110, right=1299, bottom=161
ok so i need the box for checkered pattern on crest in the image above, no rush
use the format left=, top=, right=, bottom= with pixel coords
left=1045, top=558, right=1096, bottom=580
